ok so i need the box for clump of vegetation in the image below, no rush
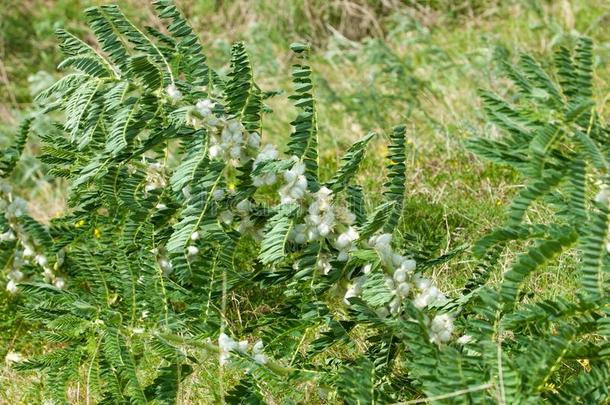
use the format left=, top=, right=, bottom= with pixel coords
left=1, top=1, right=608, bottom=403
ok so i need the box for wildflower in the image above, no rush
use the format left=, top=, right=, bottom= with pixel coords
left=166, top=84, right=182, bottom=101
left=190, top=231, right=200, bottom=241
left=35, top=254, right=48, bottom=267
left=158, top=257, right=173, bottom=274
left=218, top=333, right=246, bottom=365
left=247, top=132, right=261, bottom=149
left=196, top=99, right=214, bottom=117
left=6, top=279, right=18, bottom=294
left=54, top=277, right=65, bottom=289
left=457, top=334, right=473, bottom=345
left=413, top=284, right=445, bottom=309
left=156, top=203, right=168, bottom=210
left=254, top=144, right=279, bottom=165
left=279, top=160, right=307, bottom=203
left=187, top=245, right=199, bottom=256
left=396, top=281, right=411, bottom=298
left=388, top=295, right=401, bottom=315
left=0, top=230, right=16, bottom=242
left=429, top=313, right=454, bottom=344
left=9, top=270, right=23, bottom=282
left=316, top=255, right=332, bottom=275
left=595, top=188, right=610, bottom=204
left=252, top=340, right=267, bottom=364
left=5, top=352, right=23, bottom=365
left=252, top=145, right=279, bottom=187
left=344, top=276, right=366, bottom=305
left=335, top=226, right=359, bottom=261
left=42, top=267, right=54, bottom=282
left=305, top=187, right=336, bottom=240
left=22, top=245, right=34, bottom=257
left=289, top=224, right=308, bottom=244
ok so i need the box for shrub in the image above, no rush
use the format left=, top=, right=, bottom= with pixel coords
left=0, top=1, right=608, bottom=403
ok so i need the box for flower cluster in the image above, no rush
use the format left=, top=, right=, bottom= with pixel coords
left=428, top=313, right=454, bottom=344
left=218, top=333, right=267, bottom=365
left=279, top=158, right=308, bottom=204
left=252, top=144, right=279, bottom=187
left=144, top=161, right=167, bottom=194
left=1, top=184, right=64, bottom=294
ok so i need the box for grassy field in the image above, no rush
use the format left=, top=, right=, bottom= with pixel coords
left=1, top=0, right=609, bottom=401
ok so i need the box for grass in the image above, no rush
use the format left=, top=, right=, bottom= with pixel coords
left=1, top=0, right=609, bottom=402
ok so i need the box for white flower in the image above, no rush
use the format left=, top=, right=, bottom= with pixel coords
left=219, top=333, right=237, bottom=351
left=393, top=267, right=408, bottom=283
left=159, top=257, right=172, bottom=274
left=219, top=333, right=240, bottom=365
left=316, top=255, right=332, bottom=275
left=35, top=254, right=48, bottom=267
left=237, top=340, right=248, bottom=353
left=279, top=160, right=307, bottom=203
left=253, top=354, right=267, bottom=364
left=396, top=281, right=411, bottom=298
left=42, top=267, right=54, bottom=283
left=254, top=144, right=278, bottom=166
left=229, top=145, right=242, bottom=159
left=166, top=84, right=182, bottom=101
left=54, top=277, right=65, bottom=289
left=344, top=276, right=366, bottom=305
left=5, top=352, right=23, bottom=365
left=252, top=340, right=267, bottom=364
left=196, top=99, right=214, bottom=117
left=369, top=233, right=394, bottom=265
left=9, top=270, right=23, bottom=282
left=248, top=132, right=261, bottom=149
left=187, top=245, right=199, bottom=256
left=6, top=279, right=18, bottom=294
left=335, top=226, right=360, bottom=250
left=252, top=172, right=277, bottom=187
left=334, top=226, right=359, bottom=260
left=209, top=144, right=221, bottom=159
left=22, top=245, right=34, bottom=257
left=290, top=224, right=308, bottom=244
left=595, top=188, right=610, bottom=204
left=388, top=296, right=401, bottom=314
left=156, top=203, right=168, bottom=210
left=457, top=334, right=473, bottom=345
left=414, top=285, right=446, bottom=309
left=0, top=230, right=16, bottom=242
left=191, top=231, right=200, bottom=241
left=429, top=313, right=454, bottom=344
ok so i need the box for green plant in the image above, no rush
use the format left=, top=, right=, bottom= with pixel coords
left=0, top=2, right=449, bottom=402
left=1, top=2, right=608, bottom=403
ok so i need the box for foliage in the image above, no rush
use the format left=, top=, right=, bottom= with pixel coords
left=0, top=1, right=608, bottom=403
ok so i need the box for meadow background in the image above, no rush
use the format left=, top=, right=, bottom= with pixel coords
left=1, top=0, right=609, bottom=401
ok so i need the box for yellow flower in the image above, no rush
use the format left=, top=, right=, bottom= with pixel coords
left=93, top=228, right=102, bottom=238
left=75, top=219, right=86, bottom=228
